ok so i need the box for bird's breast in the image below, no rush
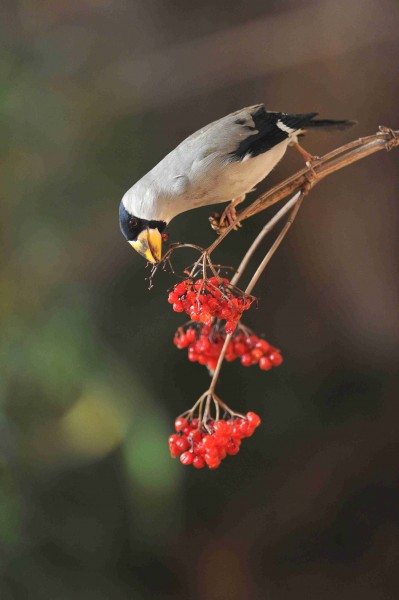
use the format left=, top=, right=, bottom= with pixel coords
left=143, top=137, right=289, bottom=223
left=186, top=138, right=289, bottom=206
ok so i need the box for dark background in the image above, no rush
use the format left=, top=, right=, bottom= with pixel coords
left=1, top=1, right=399, bottom=598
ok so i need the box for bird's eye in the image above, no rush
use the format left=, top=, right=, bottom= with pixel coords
left=129, top=217, right=139, bottom=229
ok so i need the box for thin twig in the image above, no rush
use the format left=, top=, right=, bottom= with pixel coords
left=245, top=194, right=304, bottom=295
left=230, top=190, right=302, bottom=287
left=208, top=333, right=232, bottom=393
left=205, top=195, right=304, bottom=397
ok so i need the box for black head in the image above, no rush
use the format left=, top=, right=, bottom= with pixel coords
left=119, top=202, right=166, bottom=241
left=119, top=201, right=167, bottom=263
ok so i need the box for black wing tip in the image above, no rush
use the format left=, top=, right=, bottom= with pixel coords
left=306, top=117, right=358, bottom=130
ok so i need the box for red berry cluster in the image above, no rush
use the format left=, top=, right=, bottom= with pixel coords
left=174, top=323, right=283, bottom=371
left=225, top=331, right=283, bottom=370
left=168, top=412, right=261, bottom=469
left=168, top=277, right=253, bottom=334
left=174, top=324, right=223, bottom=371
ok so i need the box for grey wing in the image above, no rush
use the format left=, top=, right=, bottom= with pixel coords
left=150, top=104, right=271, bottom=183
left=178, top=104, right=267, bottom=159
left=170, top=103, right=309, bottom=166
left=144, top=104, right=303, bottom=210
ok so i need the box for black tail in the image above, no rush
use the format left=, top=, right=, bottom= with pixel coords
left=305, top=117, right=357, bottom=131
left=230, top=106, right=357, bottom=161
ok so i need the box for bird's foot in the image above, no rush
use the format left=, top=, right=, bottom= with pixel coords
left=209, top=212, right=226, bottom=233
left=291, top=141, right=314, bottom=163
left=304, top=156, right=322, bottom=184
left=219, top=195, right=245, bottom=229
left=209, top=208, right=241, bottom=234
left=378, top=125, right=398, bottom=151
left=209, top=196, right=245, bottom=234
left=291, top=141, right=321, bottom=172
left=292, top=141, right=322, bottom=183
left=220, top=203, right=242, bottom=229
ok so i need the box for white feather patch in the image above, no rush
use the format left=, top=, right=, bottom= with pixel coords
left=276, top=119, right=296, bottom=135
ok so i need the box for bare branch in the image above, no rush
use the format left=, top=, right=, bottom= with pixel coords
left=207, top=126, right=399, bottom=246
left=201, top=126, right=399, bottom=402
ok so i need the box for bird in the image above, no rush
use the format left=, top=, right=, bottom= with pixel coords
left=119, top=104, right=356, bottom=262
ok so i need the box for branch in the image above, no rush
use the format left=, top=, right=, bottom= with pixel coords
left=207, top=126, right=399, bottom=246
left=206, top=195, right=304, bottom=395
left=230, top=190, right=303, bottom=288
left=201, top=125, right=399, bottom=405
left=244, top=193, right=304, bottom=295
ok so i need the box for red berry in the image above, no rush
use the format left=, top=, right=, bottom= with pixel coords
left=193, top=455, right=205, bottom=469
left=186, top=328, right=197, bottom=343
left=168, top=292, right=179, bottom=304
left=180, top=451, right=194, bottom=465
left=247, top=412, right=261, bottom=428
left=174, top=417, right=187, bottom=432
left=259, top=356, right=272, bottom=370
left=205, top=454, right=221, bottom=469
left=174, top=282, right=188, bottom=295
left=188, top=346, right=198, bottom=358
left=269, top=352, right=283, bottom=366
left=241, top=353, right=252, bottom=367
left=170, top=444, right=181, bottom=458
left=239, top=420, right=251, bottom=437
left=207, top=298, right=219, bottom=311
left=190, top=430, right=202, bottom=443
left=173, top=301, right=184, bottom=313
left=218, top=447, right=227, bottom=460
left=251, top=348, right=264, bottom=362
left=226, top=441, right=240, bottom=455
left=176, top=436, right=190, bottom=452
left=256, top=339, right=270, bottom=352
left=225, top=321, right=237, bottom=334
left=199, top=312, right=212, bottom=325
left=234, top=342, right=246, bottom=356
left=202, top=435, right=217, bottom=450
left=213, top=420, right=230, bottom=435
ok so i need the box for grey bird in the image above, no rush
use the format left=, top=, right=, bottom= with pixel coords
left=119, top=104, right=355, bottom=262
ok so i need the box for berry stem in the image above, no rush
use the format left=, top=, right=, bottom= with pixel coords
left=208, top=333, right=233, bottom=394
left=213, top=393, right=245, bottom=419
left=180, top=392, right=207, bottom=421
left=230, top=190, right=303, bottom=288
left=244, top=193, right=304, bottom=295
left=200, top=196, right=303, bottom=400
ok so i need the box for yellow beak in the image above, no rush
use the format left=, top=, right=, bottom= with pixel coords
left=129, top=228, right=162, bottom=263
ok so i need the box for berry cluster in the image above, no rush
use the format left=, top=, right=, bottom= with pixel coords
left=225, top=330, right=283, bottom=370
left=168, top=412, right=261, bottom=469
left=174, top=323, right=283, bottom=372
left=168, top=277, right=253, bottom=334
left=174, top=324, right=223, bottom=371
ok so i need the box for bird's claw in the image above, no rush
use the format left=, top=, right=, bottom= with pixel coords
left=378, top=125, right=398, bottom=151
left=305, top=155, right=321, bottom=180
left=220, top=203, right=242, bottom=230
left=209, top=212, right=228, bottom=234
left=209, top=204, right=242, bottom=234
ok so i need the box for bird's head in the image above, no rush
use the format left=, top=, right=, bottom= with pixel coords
left=119, top=201, right=166, bottom=263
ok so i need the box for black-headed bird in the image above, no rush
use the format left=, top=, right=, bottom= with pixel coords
left=119, top=104, right=355, bottom=262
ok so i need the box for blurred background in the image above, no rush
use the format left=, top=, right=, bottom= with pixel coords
left=1, top=1, right=399, bottom=598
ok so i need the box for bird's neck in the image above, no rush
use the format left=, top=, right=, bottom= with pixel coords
left=124, top=180, right=186, bottom=224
